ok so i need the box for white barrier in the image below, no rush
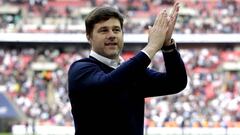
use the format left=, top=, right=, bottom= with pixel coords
left=12, top=125, right=75, bottom=135
left=0, top=33, right=240, bottom=43
left=12, top=125, right=240, bottom=135
left=146, top=127, right=240, bottom=135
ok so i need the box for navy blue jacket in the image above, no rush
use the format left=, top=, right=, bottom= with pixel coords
left=68, top=50, right=187, bottom=135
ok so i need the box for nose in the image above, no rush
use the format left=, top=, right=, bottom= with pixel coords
left=106, top=30, right=116, bottom=39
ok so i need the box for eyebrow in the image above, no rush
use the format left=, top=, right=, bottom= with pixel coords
left=97, top=26, right=121, bottom=31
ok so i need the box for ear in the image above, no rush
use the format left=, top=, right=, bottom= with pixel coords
left=86, top=34, right=91, bottom=44
left=86, top=34, right=90, bottom=41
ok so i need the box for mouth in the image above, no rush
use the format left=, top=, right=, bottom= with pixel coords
left=105, top=42, right=117, bottom=46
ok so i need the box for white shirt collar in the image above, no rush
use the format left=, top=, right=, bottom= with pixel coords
left=89, top=50, right=124, bottom=69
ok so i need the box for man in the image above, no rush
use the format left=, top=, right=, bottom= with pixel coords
left=68, top=2, right=187, bottom=135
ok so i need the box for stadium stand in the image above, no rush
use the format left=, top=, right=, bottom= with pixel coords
left=0, top=0, right=240, bottom=134
left=0, top=0, right=239, bottom=33
left=1, top=37, right=240, bottom=134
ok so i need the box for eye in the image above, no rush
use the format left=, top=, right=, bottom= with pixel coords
left=99, top=29, right=108, bottom=33
left=113, top=28, right=121, bottom=33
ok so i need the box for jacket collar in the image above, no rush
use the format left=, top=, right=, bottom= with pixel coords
left=89, top=50, right=124, bottom=69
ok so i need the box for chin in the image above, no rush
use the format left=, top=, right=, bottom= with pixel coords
left=108, top=53, right=119, bottom=59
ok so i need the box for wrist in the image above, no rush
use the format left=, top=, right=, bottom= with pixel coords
left=142, top=45, right=159, bottom=59
left=161, top=39, right=176, bottom=53
left=165, top=39, right=172, bottom=46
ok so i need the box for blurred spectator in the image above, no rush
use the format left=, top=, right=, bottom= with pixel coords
left=1, top=45, right=240, bottom=128
left=0, top=0, right=239, bottom=33
left=1, top=0, right=240, bottom=129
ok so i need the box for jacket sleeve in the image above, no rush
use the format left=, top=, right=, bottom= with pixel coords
left=141, top=49, right=188, bottom=97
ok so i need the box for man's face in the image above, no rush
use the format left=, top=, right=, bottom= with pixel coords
left=88, top=18, right=124, bottom=59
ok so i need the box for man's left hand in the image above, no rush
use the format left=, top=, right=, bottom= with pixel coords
left=164, top=2, right=180, bottom=46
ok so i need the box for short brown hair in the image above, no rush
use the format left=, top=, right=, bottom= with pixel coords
left=85, top=6, right=124, bottom=36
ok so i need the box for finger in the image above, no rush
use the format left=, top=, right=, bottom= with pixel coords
left=153, top=10, right=162, bottom=26
left=163, top=16, right=169, bottom=30
left=148, top=25, right=152, bottom=33
left=162, top=19, right=169, bottom=31
left=172, top=7, right=179, bottom=23
left=148, top=25, right=152, bottom=29
left=170, top=2, right=179, bottom=18
left=163, top=10, right=169, bottom=26
left=154, top=9, right=166, bottom=26
left=169, top=4, right=179, bottom=24
left=158, top=9, right=167, bottom=26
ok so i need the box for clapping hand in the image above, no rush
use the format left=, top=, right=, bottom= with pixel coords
left=164, top=2, right=180, bottom=46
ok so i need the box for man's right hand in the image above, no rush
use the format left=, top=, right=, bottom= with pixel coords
left=142, top=9, right=169, bottom=59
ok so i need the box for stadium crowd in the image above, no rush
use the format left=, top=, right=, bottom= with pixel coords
left=0, top=0, right=239, bottom=33
left=1, top=45, right=240, bottom=128
left=0, top=0, right=240, bottom=130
